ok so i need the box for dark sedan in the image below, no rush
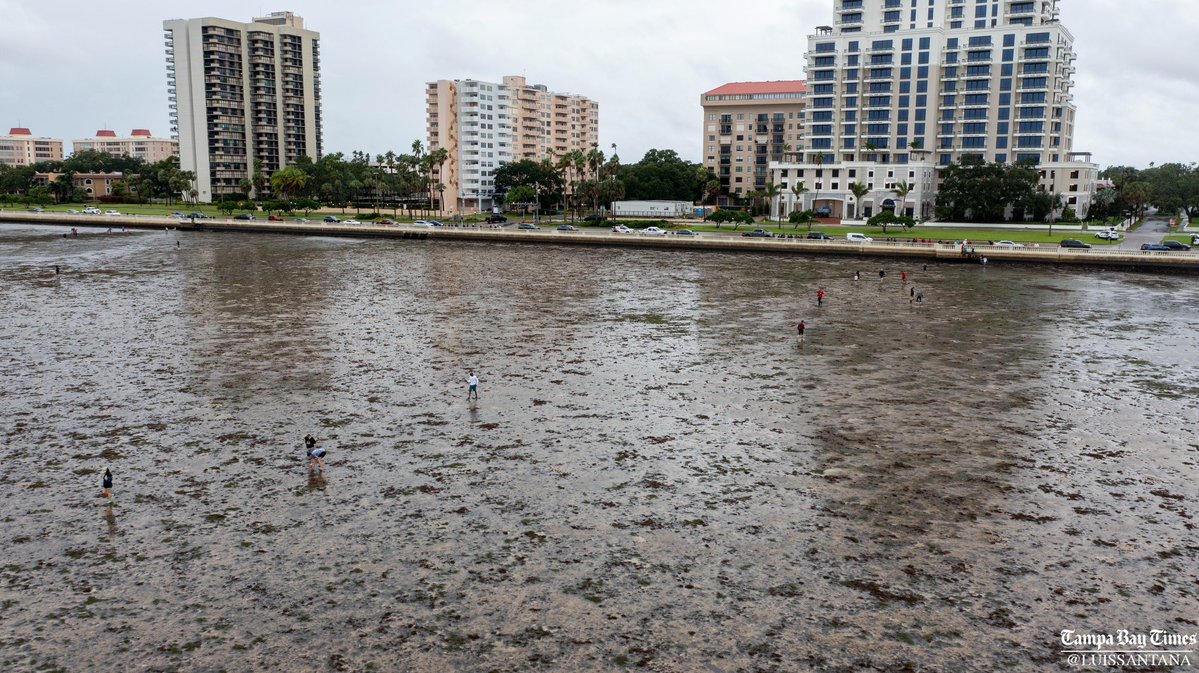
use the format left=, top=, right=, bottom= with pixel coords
left=1161, top=240, right=1191, bottom=251
left=806, top=232, right=834, bottom=240
left=1060, top=239, right=1091, bottom=249
left=517, top=223, right=539, bottom=230
left=742, top=229, right=775, bottom=238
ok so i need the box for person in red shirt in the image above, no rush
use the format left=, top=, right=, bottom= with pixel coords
left=797, top=320, right=806, bottom=343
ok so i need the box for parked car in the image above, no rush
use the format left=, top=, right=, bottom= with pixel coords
left=556, top=224, right=578, bottom=232
left=1060, top=239, right=1091, bottom=249
left=485, top=215, right=508, bottom=224
left=611, top=225, right=633, bottom=234
left=806, top=232, right=833, bottom=240
left=427, top=220, right=445, bottom=227
left=1095, top=230, right=1122, bottom=241
left=104, top=210, right=121, bottom=216
left=1161, top=240, right=1191, bottom=251
left=234, top=213, right=255, bottom=220
left=65, top=209, right=80, bottom=214
left=1191, top=234, right=1199, bottom=246
left=377, top=219, right=397, bottom=226
left=1140, top=243, right=1172, bottom=252
left=993, top=240, right=1025, bottom=248
left=517, top=223, right=539, bottom=230
left=846, top=232, right=874, bottom=242
left=675, top=229, right=700, bottom=236
left=27, top=207, right=44, bottom=213
left=185, top=212, right=207, bottom=219
left=641, top=226, right=667, bottom=236
left=169, top=212, right=185, bottom=219
left=742, top=229, right=775, bottom=238
left=411, top=220, right=434, bottom=228
left=344, top=219, right=361, bottom=225
left=83, top=207, right=102, bottom=215
left=582, top=214, right=606, bottom=222
left=295, top=218, right=311, bottom=223
left=323, top=215, right=340, bottom=223
left=268, top=215, right=284, bottom=221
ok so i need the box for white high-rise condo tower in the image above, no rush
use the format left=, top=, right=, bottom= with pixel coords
left=771, top=0, right=1096, bottom=220
left=164, top=11, right=323, bottom=203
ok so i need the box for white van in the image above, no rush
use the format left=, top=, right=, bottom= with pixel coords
left=846, top=232, right=874, bottom=242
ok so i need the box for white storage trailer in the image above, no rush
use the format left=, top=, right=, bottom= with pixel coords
left=611, top=200, right=693, bottom=218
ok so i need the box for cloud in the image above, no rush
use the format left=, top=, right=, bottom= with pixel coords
left=2, top=0, right=1197, bottom=169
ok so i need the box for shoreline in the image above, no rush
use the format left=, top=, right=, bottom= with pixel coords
left=4, top=210, right=1197, bottom=272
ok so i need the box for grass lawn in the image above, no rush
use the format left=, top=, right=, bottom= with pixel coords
left=582, top=220, right=1124, bottom=246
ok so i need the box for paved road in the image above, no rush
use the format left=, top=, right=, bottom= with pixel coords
left=1118, top=217, right=1173, bottom=249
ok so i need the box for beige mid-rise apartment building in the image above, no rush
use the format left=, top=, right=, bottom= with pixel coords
left=31, top=172, right=128, bottom=198
left=427, top=75, right=599, bottom=214
left=0, top=128, right=64, bottom=167
left=164, top=11, right=323, bottom=202
left=73, top=129, right=179, bottom=164
left=700, top=81, right=807, bottom=204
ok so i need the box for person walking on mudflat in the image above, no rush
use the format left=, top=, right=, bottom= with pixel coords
left=797, top=320, right=806, bottom=343
left=817, top=289, right=825, bottom=307
left=468, top=371, right=480, bottom=400
left=102, top=468, right=113, bottom=499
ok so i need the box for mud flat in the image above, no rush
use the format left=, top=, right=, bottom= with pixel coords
left=1, top=223, right=1196, bottom=672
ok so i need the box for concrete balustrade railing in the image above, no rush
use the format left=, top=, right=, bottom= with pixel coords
left=3, top=210, right=1196, bottom=271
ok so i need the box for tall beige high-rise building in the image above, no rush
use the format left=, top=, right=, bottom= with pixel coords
left=700, top=81, right=806, bottom=203
left=427, top=75, right=599, bottom=214
left=73, top=129, right=179, bottom=164
left=0, top=128, right=64, bottom=167
left=164, top=11, right=323, bottom=202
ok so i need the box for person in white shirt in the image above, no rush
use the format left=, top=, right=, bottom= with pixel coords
left=468, top=372, right=479, bottom=400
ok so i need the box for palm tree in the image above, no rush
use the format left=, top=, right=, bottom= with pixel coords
left=251, top=158, right=269, bottom=203
left=862, top=142, right=878, bottom=163
left=1048, top=192, right=1064, bottom=236
left=849, top=182, right=870, bottom=219
left=763, top=183, right=784, bottom=227
left=892, top=180, right=914, bottom=218
left=790, top=182, right=809, bottom=217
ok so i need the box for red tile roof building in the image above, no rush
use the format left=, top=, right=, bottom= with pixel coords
left=701, top=81, right=807, bottom=202
left=0, top=128, right=64, bottom=167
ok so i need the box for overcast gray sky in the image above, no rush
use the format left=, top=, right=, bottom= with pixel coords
left=1, top=0, right=1193, bottom=169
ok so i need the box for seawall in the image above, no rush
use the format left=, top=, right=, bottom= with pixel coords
left=4, top=211, right=1197, bottom=272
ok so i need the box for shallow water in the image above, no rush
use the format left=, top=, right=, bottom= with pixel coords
left=1, top=223, right=1197, bottom=672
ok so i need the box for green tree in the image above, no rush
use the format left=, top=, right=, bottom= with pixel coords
left=1123, top=181, right=1152, bottom=220
left=28, top=186, right=51, bottom=206
left=891, top=180, right=914, bottom=217
left=250, top=158, right=269, bottom=202
left=849, top=182, right=870, bottom=219
left=50, top=171, right=76, bottom=203
left=790, top=182, right=809, bottom=218
left=271, top=166, right=309, bottom=208
left=763, top=183, right=783, bottom=226
left=789, top=209, right=815, bottom=231
left=616, top=148, right=701, bottom=202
